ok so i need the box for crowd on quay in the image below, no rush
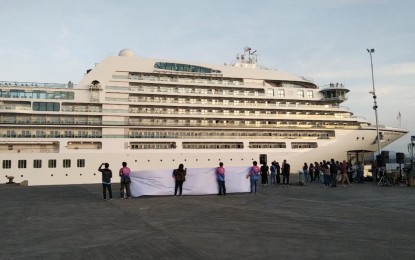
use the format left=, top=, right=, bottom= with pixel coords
left=257, top=159, right=369, bottom=188
left=97, top=158, right=415, bottom=199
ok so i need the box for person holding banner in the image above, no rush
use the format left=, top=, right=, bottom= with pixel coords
left=247, top=161, right=260, bottom=194
left=173, top=164, right=187, bottom=196
left=119, top=162, right=131, bottom=199
left=216, top=162, right=226, bottom=196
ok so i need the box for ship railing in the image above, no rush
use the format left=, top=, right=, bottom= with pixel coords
left=127, top=111, right=358, bottom=120
left=351, top=116, right=367, bottom=121
left=0, top=81, right=76, bottom=88
left=128, top=135, right=330, bottom=140
left=128, top=98, right=348, bottom=110
left=128, top=121, right=360, bottom=129
left=61, top=108, right=103, bottom=113
left=0, top=105, right=31, bottom=111
left=125, top=76, right=244, bottom=86
left=3, top=120, right=102, bottom=125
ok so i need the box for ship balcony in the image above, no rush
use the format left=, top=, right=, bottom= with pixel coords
left=0, top=105, right=31, bottom=111
left=1, top=120, right=102, bottom=125
left=127, top=120, right=360, bottom=130
left=127, top=111, right=360, bottom=121
left=127, top=98, right=349, bottom=111
left=122, top=76, right=243, bottom=87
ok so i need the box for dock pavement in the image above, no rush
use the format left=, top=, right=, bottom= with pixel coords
left=1, top=181, right=414, bottom=259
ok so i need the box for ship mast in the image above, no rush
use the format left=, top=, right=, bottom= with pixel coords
left=234, top=47, right=258, bottom=68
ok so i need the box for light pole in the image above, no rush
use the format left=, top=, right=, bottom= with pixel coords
left=367, top=48, right=382, bottom=157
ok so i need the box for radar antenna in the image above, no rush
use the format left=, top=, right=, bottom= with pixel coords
left=234, top=47, right=259, bottom=68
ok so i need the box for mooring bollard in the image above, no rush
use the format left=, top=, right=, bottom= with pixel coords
left=6, top=176, right=15, bottom=184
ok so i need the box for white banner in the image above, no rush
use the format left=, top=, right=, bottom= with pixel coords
left=130, top=166, right=251, bottom=197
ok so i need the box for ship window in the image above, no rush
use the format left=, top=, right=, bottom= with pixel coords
left=307, top=90, right=313, bottom=98
left=63, top=159, right=71, bottom=168
left=2, top=160, right=11, bottom=169
left=77, top=159, right=85, bottom=168
left=18, top=160, right=27, bottom=169
left=277, top=89, right=285, bottom=97
left=33, top=159, right=42, bottom=168
left=249, top=142, right=286, bottom=149
left=297, top=90, right=304, bottom=98
left=49, top=159, right=57, bottom=168
left=154, top=62, right=221, bottom=74
left=291, top=142, right=318, bottom=149
left=33, top=102, right=60, bottom=111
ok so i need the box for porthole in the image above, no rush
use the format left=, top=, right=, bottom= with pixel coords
left=66, top=174, right=68, bottom=176
left=148, top=160, right=150, bottom=162
left=230, top=159, right=233, bottom=161
left=80, top=174, right=82, bottom=176
left=50, top=174, right=53, bottom=177
left=208, top=159, right=210, bottom=161
left=196, top=159, right=198, bottom=161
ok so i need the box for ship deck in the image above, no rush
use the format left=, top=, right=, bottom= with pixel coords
left=1, top=181, right=414, bottom=259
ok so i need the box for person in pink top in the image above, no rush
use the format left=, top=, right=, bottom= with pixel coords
left=216, top=162, right=226, bottom=196
left=119, top=161, right=131, bottom=199
left=246, top=161, right=260, bottom=194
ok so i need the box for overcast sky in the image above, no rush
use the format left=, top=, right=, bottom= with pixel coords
left=0, top=0, right=414, bottom=154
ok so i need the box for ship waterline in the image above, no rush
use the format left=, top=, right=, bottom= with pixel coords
left=0, top=48, right=407, bottom=185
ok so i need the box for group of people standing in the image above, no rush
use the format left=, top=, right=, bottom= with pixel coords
left=98, top=160, right=292, bottom=199
left=98, top=162, right=132, bottom=200
left=301, top=159, right=355, bottom=187
left=172, top=162, right=226, bottom=196
left=97, top=162, right=225, bottom=199
left=246, top=160, right=291, bottom=194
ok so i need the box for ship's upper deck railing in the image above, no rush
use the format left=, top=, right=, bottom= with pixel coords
left=121, top=96, right=350, bottom=111
left=0, top=81, right=76, bottom=89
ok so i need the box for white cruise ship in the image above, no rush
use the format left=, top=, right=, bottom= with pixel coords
left=0, top=48, right=408, bottom=185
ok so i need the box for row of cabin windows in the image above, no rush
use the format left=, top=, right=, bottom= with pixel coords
left=130, top=130, right=333, bottom=138
left=2, top=159, right=85, bottom=169
left=0, top=90, right=74, bottom=100
left=128, top=83, right=314, bottom=98
left=129, top=142, right=317, bottom=149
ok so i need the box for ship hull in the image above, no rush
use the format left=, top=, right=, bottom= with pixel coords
left=1, top=127, right=406, bottom=185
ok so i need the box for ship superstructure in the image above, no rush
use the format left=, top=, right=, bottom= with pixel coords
left=0, top=48, right=407, bottom=185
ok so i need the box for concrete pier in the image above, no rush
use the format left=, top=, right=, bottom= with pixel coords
left=1, top=182, right=414, bottom=259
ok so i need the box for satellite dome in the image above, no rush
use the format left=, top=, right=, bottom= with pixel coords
left=118, top=49, right=135, bottom=57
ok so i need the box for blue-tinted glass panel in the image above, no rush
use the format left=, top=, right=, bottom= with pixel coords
left=154, top=62, right=221, bottom=74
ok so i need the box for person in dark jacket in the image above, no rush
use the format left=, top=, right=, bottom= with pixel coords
left=260, top=163, right=269, bottom=186
left=330, top=159, right=338, bottom=187
left=282, top=160, right=291, bottom=186
left=172, top=164, right=187, bottom=196
left=98, top=163, right=112, bottom=200
left=276, top=162, right=281, bottom=184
